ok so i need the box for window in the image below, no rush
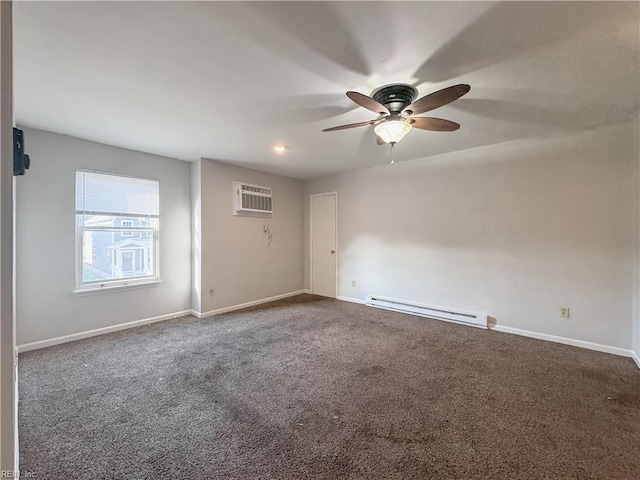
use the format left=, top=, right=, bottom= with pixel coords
left=120, top=220, right=134, bottom=237
left=75, top=170, right=159, bottom=291
left=140, top=219, right=150, bottom=238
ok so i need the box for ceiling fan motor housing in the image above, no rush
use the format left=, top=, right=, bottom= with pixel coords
left=372, top=84, right=417, bottom=113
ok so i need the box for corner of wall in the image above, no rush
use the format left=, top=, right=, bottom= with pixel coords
left=191, top=159, right=202, bottom=316
left=633, top=114, right=640, bottom=365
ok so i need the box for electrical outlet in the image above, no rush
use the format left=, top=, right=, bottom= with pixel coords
left=560, top=307, right=570, bottom=319
left=352, top=280, right=356, bottom=287
left=209, top=289, right=215, bottom=297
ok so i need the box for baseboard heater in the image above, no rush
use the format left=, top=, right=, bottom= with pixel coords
left=365, top=295, right=488, bottom=329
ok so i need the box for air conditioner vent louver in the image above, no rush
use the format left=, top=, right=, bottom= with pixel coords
left=241, top=192, right=272, bottom=212
left=233, top=181, right=273, bottom=216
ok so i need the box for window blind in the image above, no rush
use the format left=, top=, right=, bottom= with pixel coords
left=75, top=171, right=159, bottom=217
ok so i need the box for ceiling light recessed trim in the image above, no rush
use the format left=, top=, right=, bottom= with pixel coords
left=272, top=144, right=288, bottom=153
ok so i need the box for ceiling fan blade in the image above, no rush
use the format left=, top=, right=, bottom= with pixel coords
left=346, top=91, right=390, bottom=115
left=322, top=119, right=378, bottom=132
left=376, top=135, right=385, bottom=145
left=403, top=84, right=470, bottom=115
left=409, top=117, right=460, bottom=131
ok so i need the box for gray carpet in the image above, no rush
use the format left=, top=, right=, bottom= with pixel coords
left=19, top=294, right=640, bottom=479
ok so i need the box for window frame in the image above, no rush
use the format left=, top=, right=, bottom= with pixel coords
left=74, top=170, right=160, bottom=294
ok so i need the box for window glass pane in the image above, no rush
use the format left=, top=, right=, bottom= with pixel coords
left=80, top=215, right=156, bottom=284
left=76, top=170, right=159, bottom=288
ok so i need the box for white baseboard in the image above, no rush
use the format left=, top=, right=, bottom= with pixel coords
left=337, top=295, right=367, bottom=305
left=194, top=290, right=307, bottom=319
left=18, top=290, right=310, bottom=352
left=14, top=353, right=19, bottom=472
left=16, top=310, right=192, bottom=353
left=304, top=289, right=311, bottom=294
left=632, top=350, right=640, bottom=369
left=491, top=325, right=634, bottom=358
left=336, top=297, right=636, bottom=364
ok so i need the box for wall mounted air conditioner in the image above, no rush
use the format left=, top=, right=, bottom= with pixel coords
left=233, top=181, right=273, bottom=216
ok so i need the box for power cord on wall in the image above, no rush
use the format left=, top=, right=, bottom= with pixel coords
left=263, top=215, right=273, bottom=251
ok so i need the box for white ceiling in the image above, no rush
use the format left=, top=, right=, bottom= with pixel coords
left=13, top=1, right=640, bottom=180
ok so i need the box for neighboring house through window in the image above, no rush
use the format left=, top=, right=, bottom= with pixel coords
left=140, top=219, right=150, bottom=238
left=120, top=220, right=134, bottom=237
left=75, top=170, right=159, bottom=291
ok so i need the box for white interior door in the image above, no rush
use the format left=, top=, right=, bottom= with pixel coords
left=311, top=192, right=337, bottom=298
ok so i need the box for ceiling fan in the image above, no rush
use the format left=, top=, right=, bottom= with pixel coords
left=322, top=83, right=470, bottom=145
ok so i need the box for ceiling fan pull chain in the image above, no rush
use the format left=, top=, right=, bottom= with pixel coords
left=390, top=143, right=395, bottom=165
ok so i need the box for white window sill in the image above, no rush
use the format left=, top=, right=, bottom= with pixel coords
left=73, top=280, right=161, bottom=296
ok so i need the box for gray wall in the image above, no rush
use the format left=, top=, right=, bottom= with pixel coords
left=195, top=158, right=304, bottom=315
left=15, top=128, right=192, bottom=345
left=13, top=120, right=639, bottom=360
left=305, top=121, right=638, bottom=351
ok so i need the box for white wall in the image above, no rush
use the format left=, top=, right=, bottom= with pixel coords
left=195, top=158, right=304, bottom=315
left=305, top=122, right=637, bottom=351
left=15, top=128, right=192, bottom=345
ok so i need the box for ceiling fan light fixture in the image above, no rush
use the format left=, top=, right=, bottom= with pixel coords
left=374, top=119, right=412, bottom=144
